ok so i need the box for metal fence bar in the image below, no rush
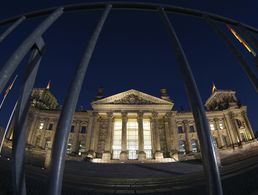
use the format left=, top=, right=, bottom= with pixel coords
left=0, top=7, right=63, bottom=94
left=0, top=16, right=26, bottom=43
left=12, top=37, right=45, bottom=195
left=237, top=24, right=258, bottom=69
left=0, top=3, right=258, bottom=34
left=47, top=4, right=112, bottom=195
left=159, top=8, right=223, bottom=195
left=238, top=24, right=258, bottom=50
left=206, top=17, right=258, bottom=92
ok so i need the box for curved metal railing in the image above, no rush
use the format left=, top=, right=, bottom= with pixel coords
left=0, top=2, right=257, bottom=195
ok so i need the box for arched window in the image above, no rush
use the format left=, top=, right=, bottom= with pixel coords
left=222, top=135, right=229, bottom=146
left=191, top=139, right=199, bottom=153
left=178, top=140, right=186, bottom=154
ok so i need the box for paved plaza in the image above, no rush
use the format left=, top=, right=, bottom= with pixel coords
left=1, top=150, right=258, bottom=195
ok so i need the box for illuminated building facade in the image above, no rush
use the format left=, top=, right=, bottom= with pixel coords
left=6, top=85, right=255, bottom=163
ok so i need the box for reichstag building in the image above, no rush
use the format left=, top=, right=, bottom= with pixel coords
left=6, top=84, right=255, bottom=163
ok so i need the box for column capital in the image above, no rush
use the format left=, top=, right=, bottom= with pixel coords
left=152, top=112, right=158, bottom=119
left=137, top=111, right=144, bottom=120
left=182, top=120, right=189, bottom=125
left=165, top=112, right=172, bottom=118
left=214, top=118, right=220, bottom=122
left=121, top=112, right=128, bottom=121
left=107, top=112, right=113, bottom=118
left=90, top=111, right=98, bottom=118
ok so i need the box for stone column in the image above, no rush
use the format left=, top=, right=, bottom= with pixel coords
left=167, top=112, right=178, bottom=160
left=137, top=112, right=146, bottom=160
left=231, top=113, right=242, bottom=145
left=183, top=120, right=191, bottom=153
left=241, top=111, right=255, bottom=140
left=152, top=112, right=163, bottom=159
left=224, top=113, right=238, bottom=145
left=27, top=113, right=38, bottom=144
left=120, top=112, right=128, bottom=160
left=87, top=112, right=98, bottom=158
left=29, top=118, right=40, bottom=145
left=164, top=115, right=171, bottom=152
left=222, top=117, right=234, bottom=146
left=72, top=121, right=80, bottom=154
left=103, top=112, right=113, bottom=160
left=214, top=119, right=223, bottom=148
left=40, top=118, right=49, bottom=148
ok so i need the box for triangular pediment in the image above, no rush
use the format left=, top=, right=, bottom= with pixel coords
left=92, top=89, right=172, bottom=105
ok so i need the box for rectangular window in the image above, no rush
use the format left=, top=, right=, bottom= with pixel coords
left=70, top=125, right=75, bottom=132
left=112, top=119, right=122, bottom=159
left=80, top=126, right=86, bottom=134
left=143, top=119, right=152, bottom=159
left=178, top=126, right=183, bottom=134
left=48, top=123, right=53, bottom=130
left=189, top=125, right=195, bottom=132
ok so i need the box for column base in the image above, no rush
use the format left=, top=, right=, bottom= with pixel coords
left=138, top=151, right=146, bottom=161
left=86, top=150, right=96, bottom=158
left=170, top=151, right=179, bottom=161
left=102, top=151, right=112, bottom=160
left=120, top=151, right=128, bottom=161
left=154, top=151, right=163, bottom=160
left=44, top=149, right=51, bottom=169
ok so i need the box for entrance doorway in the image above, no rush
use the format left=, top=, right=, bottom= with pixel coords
left=127, top=119, right=138, bottom=159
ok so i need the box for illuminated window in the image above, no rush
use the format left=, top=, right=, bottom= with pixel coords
left=112, top=119, right=122, bottom=159
left=178, top=140, right=186, bottom=154
left=39, top=122, right=44, bottom=130
left=210, top=123, right=215, bottom=131
left=79, top=141, right=86, bottom=155
left=66, top=139, right=73, bottom=154
left=191, top=140, right=198, bottom=153
left=219, top=122, right=224, bottom=130
left=143, top=119, right=152, bottom=159
left=127, top=119, right=138, bottom=159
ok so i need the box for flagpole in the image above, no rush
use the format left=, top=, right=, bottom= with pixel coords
left=0, top=101, right=17, bottom=154
left=0, top=75, right=18, bottom=110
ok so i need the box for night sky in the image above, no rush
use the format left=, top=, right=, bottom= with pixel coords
left=0, top=1, right=257, bottom=132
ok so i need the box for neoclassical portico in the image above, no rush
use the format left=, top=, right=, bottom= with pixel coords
left=91, top=89, right=174, bottom=161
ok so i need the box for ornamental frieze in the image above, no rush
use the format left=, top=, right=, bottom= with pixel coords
left=111, top=94, right=156, bottom=105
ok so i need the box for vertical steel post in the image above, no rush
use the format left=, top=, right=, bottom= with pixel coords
left=0, top=16, right=26, bottom=43
left=206, top=17, right=258, bottom=92
left=159, top=8, right=223, bottom=195
left=47, top=5, right=112, bottom=195
left=12, top=37, right=45, bottom=195
left=0, top=7, right=63, bottom=94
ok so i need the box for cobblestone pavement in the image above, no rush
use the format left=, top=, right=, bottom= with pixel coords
left=1, top=153, right=258, bottom=195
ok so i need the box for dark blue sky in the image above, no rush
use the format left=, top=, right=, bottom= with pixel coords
left=0, top=1, right=257, bottom=132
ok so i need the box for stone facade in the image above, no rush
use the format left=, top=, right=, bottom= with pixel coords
left=6, top=86, right=255, bottom=163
